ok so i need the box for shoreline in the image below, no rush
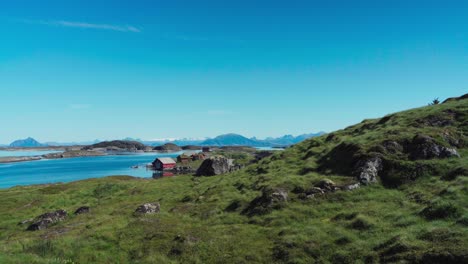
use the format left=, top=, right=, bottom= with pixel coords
left=0, top=150, right=183, bottom=164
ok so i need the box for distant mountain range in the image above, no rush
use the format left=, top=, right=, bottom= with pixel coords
left=44, top=140, right=101, bottom=146
left=145, top=132, right=326, bottom=147
left=3, top=132, right=325, bottom=148
left=200, top=134, right=270, bottom=147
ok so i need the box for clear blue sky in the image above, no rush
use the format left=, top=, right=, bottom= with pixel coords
left=0, top=1, right=467, bottom=143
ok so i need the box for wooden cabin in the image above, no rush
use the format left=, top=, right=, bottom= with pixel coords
left=177, top=153, right=191, bottom=164
left=191, top=153, right=206, bottom=161
left=202, top=147, right=211, bottom=153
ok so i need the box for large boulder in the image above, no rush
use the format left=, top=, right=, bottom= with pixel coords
left=27, top=210, right=67, bottom=231
left=408, top=135, right=460, bottom=160
left=135, top=203, right=160, bottom=215
left=355, top=157, right=383, bottom=184
left=196, top=156, right=234, bottom=176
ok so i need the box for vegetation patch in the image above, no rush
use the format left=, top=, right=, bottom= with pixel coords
left=420, top=200, right=462, bottom=220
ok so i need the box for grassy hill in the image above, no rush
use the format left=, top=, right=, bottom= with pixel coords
left=0, top=95, right=467, bottom=263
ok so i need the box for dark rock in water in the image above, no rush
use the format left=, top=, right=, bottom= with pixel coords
left=74, top=206, right=90, bottom=215
left=135, top=203, right=160, bottom=215
left=242, top=188, right=288, bottom=216
left=355, top=157, right=383, bottom=185
left=408, top=135, right=460, bottom=160
left=314, top=179, right=336, bottom=191
left=27, top=210, right=67, bottom=231
left=181, top=145, right=201, bottom=150
left=196, top=156, right=234, bottom=176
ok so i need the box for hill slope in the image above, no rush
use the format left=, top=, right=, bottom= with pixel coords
left=0, top=95, right=467, bottom=263
left=9, top=137, right=44, bottom=147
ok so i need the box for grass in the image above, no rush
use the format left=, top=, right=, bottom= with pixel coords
left=0, top=96, right=467, bottom=263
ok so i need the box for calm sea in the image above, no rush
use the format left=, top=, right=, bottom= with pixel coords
left=0, top=152, right=185, bottom=189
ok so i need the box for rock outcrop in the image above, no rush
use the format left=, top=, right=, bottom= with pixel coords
left=196, top=156, right=234, bottom=176
left=408, top=135, right=460, bottom=160
left=27, top=210, right=67, bottom=231
left=314, top=179, right=337, bottom=191
left=135, top=203, right=160, bottom=215
left=442, top=93, right=468, bottom=103
left=355, top=157, right=383, bottom=184
left=242, top=188, right=288, bottom=216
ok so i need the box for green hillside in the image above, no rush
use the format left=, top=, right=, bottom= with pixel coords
left=0, top=95, right=467, bottom=263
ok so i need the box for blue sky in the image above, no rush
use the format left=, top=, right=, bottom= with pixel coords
left=0, top=1, right=467, bottom=143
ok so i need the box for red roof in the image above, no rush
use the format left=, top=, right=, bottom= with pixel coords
left=155, top=157, right=176, bottom=164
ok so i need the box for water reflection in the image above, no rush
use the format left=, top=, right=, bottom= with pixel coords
left=152, top=171, right=175, bottom=178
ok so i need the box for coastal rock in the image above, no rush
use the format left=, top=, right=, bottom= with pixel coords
left=153, top=143, right=182, bottom=152
left=196, top=156, right=234, bottom=176
left=135, top=203, right=160, bottom=215
left=408, top=135, right=460, bottom=160
left=27, top=210, right=67, bottom=231
left=355, top=157, right=382, bottom=184
left=42, top=150, right=105, bottom=159
left=83, top=140, right=147, bottom=151
left=74, top=206, right=90, bottom=215
left=0, top=156, right=42, bottom=164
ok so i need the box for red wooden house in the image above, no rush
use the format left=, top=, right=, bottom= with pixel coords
left=152, top=157, right=176, bottom=171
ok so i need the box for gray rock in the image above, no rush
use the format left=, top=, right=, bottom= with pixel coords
left=74, top=206, right=90, bottom=215
left=409, top=135, right=460, bottom=160
left=242, top=188, right=288, bottom=216
left=196, top=156, right=234, bottom=176
left=18, top=219, right=33, bottom=226
left=271, top=189, right=288, bottom=202
left=440, top=147, right=460, bottom=158
left=344, top=183, right=361, bottom=191
left=314, top=179, right=336, bottom=191
left=27, top=210, right=67, bottom=231
left=306, top=187, right=325, bottom=195
left=356, top=157, right=382, bottom=184
left=135, top=203, right=160, bottom=215
left=382, top=140, right=403, bottom=154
